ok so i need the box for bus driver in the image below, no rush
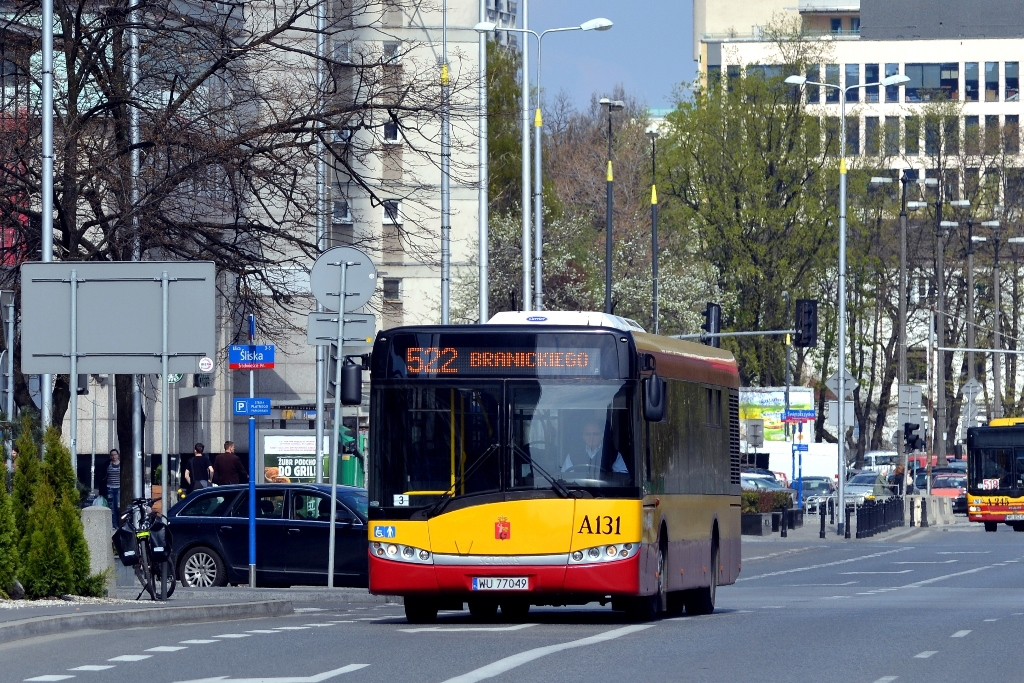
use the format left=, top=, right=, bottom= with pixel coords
left=560, top=419, right=628, bottom=479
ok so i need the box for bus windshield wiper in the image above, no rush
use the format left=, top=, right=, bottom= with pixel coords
left=421, top=443, right=501, bottom=519
left=510, top=443, right=574, bottom=499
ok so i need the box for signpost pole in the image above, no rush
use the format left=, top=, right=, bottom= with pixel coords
left=160, top=272, right=170, bottom=517
left=6, top=295, right=13, bottom=469
left=248, top=315, right=257, bottom=589
left=328, top=261, right=350, bottom=589
left=69, top=270, right=78, bottom=478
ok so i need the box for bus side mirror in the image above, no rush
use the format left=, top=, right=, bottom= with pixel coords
left=644, top=374, right=666, bottom=422
left=340, top=362, right=363, bottom=405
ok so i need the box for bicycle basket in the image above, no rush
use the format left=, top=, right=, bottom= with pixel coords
left=148, top=520, right=172, bottom=563
left=112, top=524, right=139, bottom=566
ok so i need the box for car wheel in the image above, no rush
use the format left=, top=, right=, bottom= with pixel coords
left=404, top=597, right=438, bottom=624
left=984, top=522, right=998, bottom=532
left=179, top=546, right=227, bottom=587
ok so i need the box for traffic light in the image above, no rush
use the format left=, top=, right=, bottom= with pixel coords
left=76, top=374, right=88, bottom=395
left=903, top=422, right=924, bottom=452
left=794, top=299, right=818, bottom=348
left=701, top=302, right=722, bottom=349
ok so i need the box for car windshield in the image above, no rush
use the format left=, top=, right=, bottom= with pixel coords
left=968, top=447, right=1024, bottom=491
left=933, top=476, right=966, bottom=489
left=510, top=381, right=634, bottom=490
left=849, top=473, right=879, bottom=485
left=801, top=481, right=832, bottom=494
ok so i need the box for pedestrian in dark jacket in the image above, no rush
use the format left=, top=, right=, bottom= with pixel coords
left=213, top=440, right=248, bottom=485
left=107, top=449, right=121, bottom=528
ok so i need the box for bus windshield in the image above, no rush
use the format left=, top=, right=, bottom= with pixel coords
left=510, top=381, right=634, bottom=490
left=968, top=447, right=1024, bottom=492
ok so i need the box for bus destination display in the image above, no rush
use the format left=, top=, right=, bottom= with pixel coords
left=404, top=346, right=603, bottom=376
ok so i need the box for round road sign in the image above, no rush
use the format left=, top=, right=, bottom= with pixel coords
left=310, top=246, right=377, bottom=313
left=198, top=357, right=214, bottom=373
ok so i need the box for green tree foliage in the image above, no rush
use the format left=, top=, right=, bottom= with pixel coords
left=487, top=41, right=522, bottom=214
left=43, top=428, right=91, bottom=592
left=0, top=461, right=19, bottom=596
left=21, top=482, right=74, bottom=599
left=12, top=415, right=41, bottom=545
left=660, top=67, right=837, bottom=385
left=44, top=428, right=79, bottom=508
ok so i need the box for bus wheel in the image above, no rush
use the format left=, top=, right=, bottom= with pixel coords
left=404, top=597, right=439, bottom=624
left=468, top=598, right=499, bottom=620
left=685, top=541, right=718, bottom=616
left=1013, top=523, right=1024, bottom=532
left=625, top=594, right=657, bottom=622
left=500, top=600, right=530, bottom=621
left=984, top=522, right=998, bottom=532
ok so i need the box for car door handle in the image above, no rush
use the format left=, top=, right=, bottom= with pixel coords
left=219, top=525, right=233, bottom=532
left=287, top=528, right=301, bottom=534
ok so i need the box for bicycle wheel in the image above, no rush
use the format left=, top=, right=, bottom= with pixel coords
left=158, top=558, right=176, bottom=600
left=136, top=542, right=156, bottom=600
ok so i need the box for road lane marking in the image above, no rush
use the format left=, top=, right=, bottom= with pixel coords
left=984, top=619, right=999, bottom=622
left=25, top=677, right=75, bottom=682
left=247, top=630, right=281, bottom=634
left=402, top=624, right=538, bottom=633
left=180, top=640, right=218, bottom=644
left=213, top=634, right=251, bottom=638
left=304, top=624, right=336, bottom=627
left=743, top=547, right=817, bottom=562
left=329, top=621, right=356, bottom=624
left=273, top=627, right=311, bottom=630
left=294, top=608, right=326, bottom=613
left=900, top=565, right=993, bottom=588
left=438, top=624, right=654, bottom=683
left=872, top=677, right=898, bottom=683
left=69, top=666, right=115, bottom=671
left=894, top=560, right=957, bottom=564
left=841, top=570, right=913, bottom=575
left=784, top=581, right=858, bottom=586
left=937, top=551, right=989, bottom=554
left=353, top=617, right=389, bottom=621
left=951, top=630, right=972, bottom=637
left=914, top=652, right=938, bottom=658
left=146, top=646, right=187, bottom=652
left=108, top=655, right=151, bottom=662
left=171, top=663, right=369, bottom=683
left=1014, top=613, right=1024, bottom=616
left=737, top=548, right=912, bottom=581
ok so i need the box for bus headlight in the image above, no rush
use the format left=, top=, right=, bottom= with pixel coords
left=569, top=542, right=640, bottom=565
left=969, top=505, right=980, bottom=512
left=372, top=542, right=433, bottom=564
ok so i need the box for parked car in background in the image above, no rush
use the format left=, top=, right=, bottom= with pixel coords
left=931, top=474, right=968, bottom=514
left=799, top=476, right=836, bottom=512
left=167, top=483, right=368, bottom=588
left=844, top=472, right=893, bottom=506
left=862, top=451, right=899, bottom=475
left=741, top=473, right=797, bottom=506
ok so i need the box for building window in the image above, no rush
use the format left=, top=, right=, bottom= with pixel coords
left=943, top=117, right=959, bottom=155
left=966, top=116, right=980, bottom=155
left=925, top=118, right=940, bottom=155
left=865, top=116, right=879, bottom=156
left=884, top=117, right=899, bottom=156
left=884, top=64, right=900, bottom=103
left=706, top=65, right=721, bottom=88
left=1007, top=62, right=1020, bottom=101
left=863, top=64, right=879, bottom=102
left=1005, top=115, right=1020, bottom=154
left=383, top=120, right=400, bottom=142
left=985, top=62, right=999, bottom=102
left=382, top=200, right=401, bottom=224
left=727, top=65, right=740, bottom=92
left=985, top=115, right=1000, bottom=154
left=830, top=18, right=842, bottom=33
left=905, top=116, right=920, bottom=155
left=850, top=17, right=860, bottom=33
left=332, top=199, right=352, bottom=224
left=825, top=117, right=840, bottom=157
left=825, top=64, right=839, bottom=102
left=845, top=64, right=860, bottom=102
left=383, top=41, right=401, bottom=63
left=965, top=62, right=979, bottom=102
left=940, top=63, right=959, bottom=100
left=383, top=278, right=402, bottom=302
left=965, top=167, right=980, bottom=197
left=806, top=64, right=820, bottom=103
left=846, top=116, right=860, bottom=156
left=805, top=117, right=821, bottom=156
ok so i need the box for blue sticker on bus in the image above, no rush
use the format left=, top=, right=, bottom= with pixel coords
left=526, top=316, right=548, bottom=322
left=374, top=526, right=397, bottom=539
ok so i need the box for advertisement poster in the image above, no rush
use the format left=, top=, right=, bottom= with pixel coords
left=739, top=387, right=815, bottom=442
left=263, top=434, right=329, bottom=483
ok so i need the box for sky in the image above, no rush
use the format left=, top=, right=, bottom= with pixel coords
left=528, top=0, right=698, bottom=111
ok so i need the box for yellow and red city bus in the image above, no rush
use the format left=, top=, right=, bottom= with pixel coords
left=366, top=312, right=741, bottom=622
left=967, top=422, right=1024, bottom=532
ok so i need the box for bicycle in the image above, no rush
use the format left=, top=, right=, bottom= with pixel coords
left=112, top=497, right=176, bottom=601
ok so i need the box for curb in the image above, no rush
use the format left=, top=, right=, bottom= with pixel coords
left=0, top=599, right=293, bottom=645
left=111, top=587, right=399, bottom=604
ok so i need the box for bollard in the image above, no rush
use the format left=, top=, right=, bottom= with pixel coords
left=921, top=497, right=928, bottom=528
left=855, top=505, right=862, bottom=539
left=781, top=509, right=788, bottom=537
left=844, top=505, right=851, bottom=538
left=829, top=499, right=835, bottom=525
left=819, top=503, right=826, bottom=539
left=910, top=497, right=915, bottom=527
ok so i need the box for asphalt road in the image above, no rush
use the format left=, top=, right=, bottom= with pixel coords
left=7, top=523, right=1024, bottom=683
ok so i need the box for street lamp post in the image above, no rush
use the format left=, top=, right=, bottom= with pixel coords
left=601, top=97, right=624, bottom=314
left=785, top=71, right=909, bottom=536
left=474, top=19, right=612, bottom=312
left=647, top=127, right=660, bottom=334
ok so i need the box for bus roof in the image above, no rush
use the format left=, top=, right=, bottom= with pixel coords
left=987, top=417, right=1024, bottom=427
left=487, top=310, right=645, bottom=332
left=633, top=331, right=739, bottom=389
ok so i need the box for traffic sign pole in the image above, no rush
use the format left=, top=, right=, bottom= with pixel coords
left=328, top=261, right=350, bottom=589
left=248, top=314, right=257, bottom=589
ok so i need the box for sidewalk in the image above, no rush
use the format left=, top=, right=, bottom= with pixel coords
left=744, top=510, right=965, bottom=544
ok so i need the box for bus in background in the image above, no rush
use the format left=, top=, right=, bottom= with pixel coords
left=966, top=423, right=1024, bottom=532
left=366, top=311, right=741, bottom=623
